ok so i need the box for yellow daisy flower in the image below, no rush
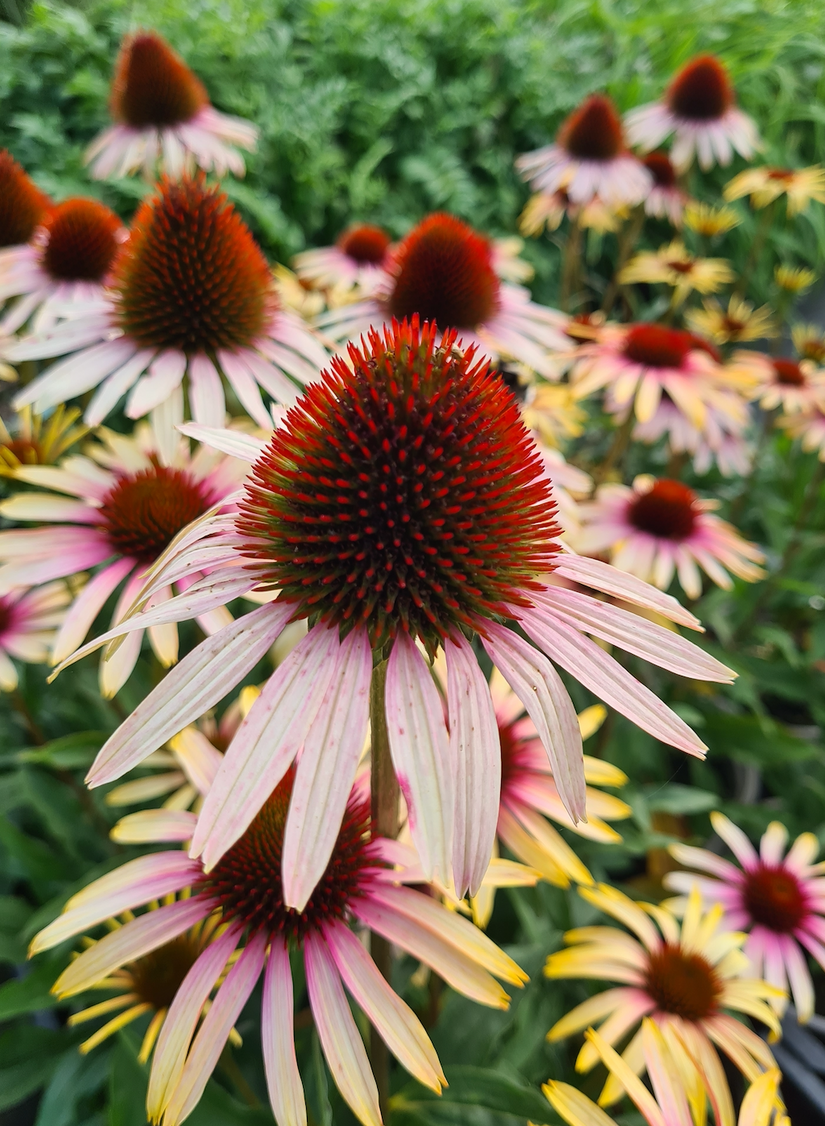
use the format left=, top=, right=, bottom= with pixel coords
left=686, top=296, right=778, bottom=344
left=0, top=405, right=86, bottom=477
left=774, top=264, right=816, bottom=294
left=683, top=201, right=741, bottom=237
left=724, top=165, right=825, bottom=217
left=792, top=322, right=825, bottom=364
left=619, top=240, right=734, bottom=304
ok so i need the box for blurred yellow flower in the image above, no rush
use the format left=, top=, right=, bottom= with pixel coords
left=522, top=382, right=587, bottom=445
left=792, top=322, right=825, bottom=363
left=686, top=295, right=778, bottom=344
left=725, top=164, right=825, bottom=217
left=774, top=264, right=816, bottom=293
left=520, top=190, right=627, bottom=236
left=0, top=405, right=86, bottom=477
left=619, top=239, right=733, bottom=304
left=683, top=200, right=741, bottom=237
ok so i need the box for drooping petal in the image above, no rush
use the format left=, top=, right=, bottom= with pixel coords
left=262, top=942, right=307, bottom=1126
left=552, top=552, right=702, bottom=629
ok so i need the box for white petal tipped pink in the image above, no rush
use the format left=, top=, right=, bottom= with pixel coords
left=0, top=581, right=71, bottom=691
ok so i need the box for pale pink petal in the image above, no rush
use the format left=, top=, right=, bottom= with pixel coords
left=782, top=935, right=814, bottom=1022
left=178, top=420, right=266, bottom=462
left=483, top=620, right=585, bottom=824
left=170, top=727, right=223, bottom=794
left=86, top=604, right=291, bottom=787
left=304, top=932, right=381, bottom=1126
left=188, top=353, right=226, bottom=427
left=282, top=627, right=372, bottom=911
left=51, top=557, right=135, bottom=664
left=667, top=843, right=742, bottom=882
left=0, top=531, right=113, bottom=590
left=110, top=809, right=197, bottom=844
left=126, top=350, right=186, bottom=418
left=193, top=622, right=346, bottom=870
left=325, top=920, right=444, bottom=1093
left=51, top=896, right=209, bottom=998
left=18, top=338, right=137, bottom=413
left=217, top=350, right=273, bottom=429
left=785, top=832, right=819, bottom=873
left=262, top=942, right=307, bottom=1126
left=710, top=812, right=759, bottom=869
left=552, top=553, right=701, bottom=629
left=760, top=821, right=788, bottom=865
left=85, top=349, right=155, bottom=426
left=147, top=923, right=242, bottom=1121
left=445, top=632, right=500, bottom=898
left=385, top=631, right=453, bottom=884
left=163, top=932, right=267, bottom=1125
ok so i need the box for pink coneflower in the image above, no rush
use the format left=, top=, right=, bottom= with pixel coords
left=631, top=385, right=752, bottom=477
left=294, top=223, right=393, bottom=293
left=86, top=31, right=257, bottom=180
left=31, top=770, right=527, bottom=1126
left=626, top=54, right=760, bottom=171
left=778, top=403, right=825, bottom=459
left=0, top=582, right=70, bottom=691
left=547, top=885, right=781, bottom=1114
left=5, top=176, right=328, bottom=429
left=516, top=94, right=652, bottom=208
left=575, top=477, right=765, bottom=599
left=0, top=421, right=245, bottom=696
left=62, top=319, right=732, bottom=905
left=730, top=351, right=825, bottom=414
left=315, top=213, right=569, bottom=379
left=571, top=323, right=723, bottom=428
left=667, top=813, right=825, bottom=1024
left=0, top=197, right=126, bottom=334
left=641, top=152, right=688, bottom=225
left=0, top=150, right=52, bottom=249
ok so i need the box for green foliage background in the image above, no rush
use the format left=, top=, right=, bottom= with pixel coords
left=2, top=1, right=825, bottom=1124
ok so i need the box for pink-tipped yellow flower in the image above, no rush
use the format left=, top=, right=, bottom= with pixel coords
left=724, top=165, right=825, bottom=217
left=575, top=476, right=765, bottom=599
left=546, top=885, right=781, bottom=1116
left=667, top=812, right=825, bottom=1023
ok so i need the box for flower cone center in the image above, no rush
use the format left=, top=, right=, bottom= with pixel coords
left=645, top=944, right=722, bottom=1020
left=558, top=94, right=624, bottom=161
left=111, top=32, right=208, bottom=128
left=113, top=176, right=273, bottom=353
left=40, top=199, right=121, bottom=282
left=388, top=213, right=499, bottom=331
left=667, top=55, right=733, bottom=121
left=743, top=864, right=807, bottom=933
left=773, top=359, right=806, bottom=387
left=629, top=479, right=698, bottom=540
left=0, top=150, right=51, bottom=249
left=128, top=933, right=203, bottom=1010
left=202, top=769, right=374, bottom=941
left=99, top=463, right=211, bottom=563
left=643, top=152, right=677, bottom=188
left=624, top=324, right=694, bottom=369
left=0, top=596, right=14, bottom=640
left=236, top=319, right=560, bottom=650
left=337, top=224, right=391, bottom=265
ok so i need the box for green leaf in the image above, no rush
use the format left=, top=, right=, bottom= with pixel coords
left=0, top=960, right=59, bottom=1020
left=391, top=1066, right=555, bottom=1123
left=702, top=712, right=819, bottom=767
left=108, top=1038, right=148, bottom=1126
left=16, top=731, right=105, bottom=769
left=644, top=784, right=718, bottom=815
left=187, top=1082, right=274, bottom=1125
left=0, top=1025, right=65, bottom=1112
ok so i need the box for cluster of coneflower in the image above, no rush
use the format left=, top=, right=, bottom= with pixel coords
left=2, top=27, right=824, bottom=1126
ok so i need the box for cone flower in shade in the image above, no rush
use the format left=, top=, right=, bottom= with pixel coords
left=625, top=54, right=760, bottom=171
left=31, top=770, right=528, bottom=1126
left=86, top=31, right=257, bottom=180
left=294, top=224, right=394, bottom=294
left=0, top=405, right=86, bottom=476
left=0, top=582, right=71, bottom=691
left=545, top=1023, right=789, bottom=1126
left=0, top=420, right=246, bottom=697
left=5, top=176, right=329, bottom=430
left=724, top=164, right=825, bottom=218
left=666, top=812, right=825, bottom=1024
left=777, top=403, right=825, bottom=460
left=315, top=213, right=570, bottom=380
left=641, top=152, right=688, bottom=226
left=0, top=197, right=126, bottom=335
left=516, top=93, right=652, bottom=208
left=728, top=351, right=825, bottom=414
left=57, top=319, right=732, bottom=905
left=0, top=150, right=52, bottom=249
left=575, top=476, right=765, bottom=600
left=546, top=886, right=782, bottom=1118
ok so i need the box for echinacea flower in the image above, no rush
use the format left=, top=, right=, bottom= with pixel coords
left=683, top=201, right=741, bottom=238
left=625, top=54, right=760, bottom=171
left=86, top=31, right=258, bottom=180
left=519, top=190, right=627, bottom=236
left=618, top=240, right=734, bottom=305
left=545, top=1022, right=789, bottom=1126
left=517, top=94, right=652, bottom=208
left=64, top=904, right=237, bottom=1061
left=774, top=265, right=816, bottom=294
left=0, top=197, right=126, bottom=334
left=791, top=322, right=825, bottom=364
left=0, top=420, right=245, bottom=696
left=667, top=812, right=825, bottom=1023
left=632, top=387, right=752, bottom=478
left=0, top=149, right=51, bottom=249
left=686, top=296, right=778, bottom=345
left=0, top=405, right=86, bottom=477
left=31, top=769, right=527, bottom=1126
left=575, top=476, right=765, bottom=599
left=5, top=176, right=328, bottom=429
left=730, top=351, right=825, bottom=414
left=778, top=404, right=825, bottom=459
left=724, top=165, right=825, bottom=218
left=294, top=223, right=393, bottom=294
left=641, top=152, right=688, bottom=226
left=546, top=885, right=781, bottom=1116
left=61, top=319, right=732, bottom=906
left=0, top=582, right=70, bottom=691
left=315, top=212, right=569, bottom=380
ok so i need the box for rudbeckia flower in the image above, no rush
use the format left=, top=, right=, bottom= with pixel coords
left=774, top=265, right=816, bottom=294
left=0, top=197, right=126, bottom=334
left=0, top=582, right=70, bottom=691
left=686, top=296, right=778, bottom=345
left=777, top=403, right=825, bottom=460
left=5, top=176, right=328, bottom=429
left=667, top=812, right=825, bottom=1023
left=683, top=201, right=741, bottom=238
left=724, top=165, right=825, bottom=217
left=625, top=54, right=760, bottom=171
left=791, top=323, right=825, bottom=364
left=619, top=240, right=734, bottom=306
left=86, top=31, right=258, bottom=180
left=546, top=885, right=781, bottom=1117
left=575, top=476, right=765, bottom=599
left=315, top=212, right=569, bottom=380
left=0, top=149, right=52, bottom=250
left=517, top=94, right=652, bottom=208
left=57, top=319, right=731, bottom=904
left=519, top=190, right=628, bottom=236
left=0, top=419, right=245, bottom=696
left=0, top=405, right=86, bottom=477
left=31, top=769, right=527, bottom=1126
